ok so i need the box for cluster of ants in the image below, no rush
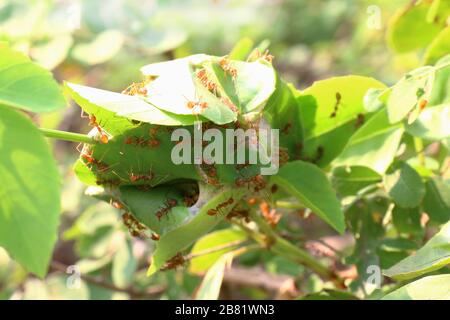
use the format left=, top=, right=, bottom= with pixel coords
left=121, top=75, right=155, bottom=96
left=234, top=172, right=267, bottom=192
left=123, top=126, right=161, bottom=148
left=111, top=200, right=160, bottom=241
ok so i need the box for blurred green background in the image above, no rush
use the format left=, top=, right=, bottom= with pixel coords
left=0, top=0, right=424, bottom=300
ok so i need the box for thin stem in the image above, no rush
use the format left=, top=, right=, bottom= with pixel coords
left=50, top=261, right=165, bottom=298
left=233, top=212, right=345, bottom=288
left=413, top=137, right=426, bottom=166
left=275, top=200, right=304, bottom=210
left=40, top=128, right=97, bottom=144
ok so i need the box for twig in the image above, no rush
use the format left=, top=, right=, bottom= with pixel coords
left=50, top=261, right=165, bottom=299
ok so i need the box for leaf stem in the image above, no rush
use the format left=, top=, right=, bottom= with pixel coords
left=39, top=128, right=97, bottom=144
left=235, top=211, right=345, bottom=288
left=413, top=137, right=426, bottom=166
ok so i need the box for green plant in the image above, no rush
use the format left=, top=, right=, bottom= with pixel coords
left=0, top=0, right=449, bottom=300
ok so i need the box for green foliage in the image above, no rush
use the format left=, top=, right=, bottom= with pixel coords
left=0, top=1, right=449, bottom=300
left=382, top=274, right=450, bottom=300
left=0, top=106, right=61, bottom=277
left=383, top=162, right=425, bottom=208
left=272, top=161, right=345, bottom=234
left=387, top=1, right=443, bottom=53
left=0, top=43, right=65, bottom=112
left=384, top=220, right=450, bottom=281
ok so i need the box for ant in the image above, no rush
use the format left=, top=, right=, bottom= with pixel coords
left=355, top=113, right=365, bottom=129
left=207, top=197, right=234, bottom=216
left=96, top=178, right=121, bottom=187
left=221, top=97, right=238, bottom=113
left=219, top=57, right=237, bottom=78
left=81, top=112, right=109, bottom=144
left=121, top=76, right=154, bottom=96
left=253, top=49, right=274, bottom=63
left=312, top=146, right=324, bottom=164
left=161, top=253, right=185, bottom=271
left=151, top=232, right=160, bottom=241
left=329, top=92, right=342, bottom=118
left=155, top=198, right=178, bottom=220
left=111, top=200, right=125, bottom=210
left=196, top=69, right=218, bottom=94
left=226, top=209, right=251, bottom=223
left=187, top=100, right=208, bottom=115
left=78, top=147, right=110, bottom=173
left=281, top=122, right=292, bottom=135
left=259, top=201, right=281, bottom=228
left=129, top=171, right=154, bottom=183
left=418, top=99, right=428, bottom=112
left=122, top=212, right=147, bottom=237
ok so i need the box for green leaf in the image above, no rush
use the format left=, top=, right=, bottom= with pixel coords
left=392, top=206, right=423, bottom=235
left=272, top=160, right=345, bottom=234
left=0, top=105, right=61, bottom=277
left=382, top=274, right=450, bottom=300
left=228, top=37, right=254, bottom=61
left=195, top=251, right=234, bottom=300
left=147, top=186, right=245, bottom=277
left=264, top=77, right=304, bottom=156
left=383, top=162, right=425, bottom=208
left=297, top=76, right=386, bottom=166
left=140, top=55, right=276, bottom=120
left=65, top=82, right=197, bottom=127
left=423, top=177, right=450, bottom=223
left=333, top=109, right=404, bottom=174
left=429, top=55, right=450, bottom=106
left=424, top=26, right=450, bottom=65
left=119, top=185, right=190, bottom=235
left=331, top=166, right=381, bottom=197
left=72, top=30, right=125, bottom=65
left=0, top=43, right=65, bottom=112
left=384, top=221, right=450, bottom=281
left=363, top=88, right=386, bottom=113
left=112, top=240, right=137, bottom=288
left=387, top=2, right=442, bottom=53
left=387, top=66, right=434, bottom=124
left=189, top=228, right=247, bottom=274
left=406, top=103, right=450, bottom=140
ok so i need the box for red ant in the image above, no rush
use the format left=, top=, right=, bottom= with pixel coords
left=419, top=99, right=428, bottom=111
left=281, top=122, right=292, bottom=135
left=197, top=69, right=218, bottom=94
left=187, top=100, right=208, bottom=115
left=155, top=198, right=178, bottom=220
left=129, top=171, right=154, bottom=183
left=259, top=201, right=281, bottom=228
left=355, top=113, right=365, bottom=129
left=82, top=113, right=109, bottom=144
left=122, top=212, right=147, bottom=237
left=219, top=57, right=237, bottom=78
left=96, top=178, right=121, bottom=187
left=221, top=97, right=238, bottom=113
left=207, top=197, right=234, bottom=216
left=111, top=200, right=125, bottom=210
left=161, top=253, right=185, bottom=271
left=330, top=92, right=342, bottom=118
left=151, top=232, right=160, bottom=241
